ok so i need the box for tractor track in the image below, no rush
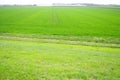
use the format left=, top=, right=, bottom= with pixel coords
left=51, top=7, right=61, bottom=25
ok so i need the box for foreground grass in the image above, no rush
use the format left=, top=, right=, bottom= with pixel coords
left=0, top=39, right=120, bottom=80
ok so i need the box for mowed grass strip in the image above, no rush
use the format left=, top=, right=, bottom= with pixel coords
left=0, top=33, right=120, bottom=48
left=0, top=6, right=120, bottom=37
left=0, top=39, right=120, bottom=80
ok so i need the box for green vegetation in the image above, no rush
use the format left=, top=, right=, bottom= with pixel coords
left=0, top=39, right=120, bottom=80
left=0, top=6, right=120, bottom=80
left=0, top=6, right=120, bottom=37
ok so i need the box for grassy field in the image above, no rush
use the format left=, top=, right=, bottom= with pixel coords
left=0, top=6, right=120, bottom=37
left=0, top=39, right=120, bottom=80
left=0, top=6, right=120, bottom=80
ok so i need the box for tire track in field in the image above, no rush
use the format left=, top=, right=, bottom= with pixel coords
left=56, top=10, right=61, bottom=25
left=51, top=7, right=61, bottom=25
left=51, top=7, right=55, bottom=25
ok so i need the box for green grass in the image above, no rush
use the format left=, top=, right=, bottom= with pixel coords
left=0, top=6, right=120, bottom=80
left=0, top=39, right=120, bottom=80
left=0, top=34, right=120, bottom=48
left=0, top=6, right=120, bottom=37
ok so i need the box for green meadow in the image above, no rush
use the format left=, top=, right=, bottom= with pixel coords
left=0, top=6, right=120, bottom=80
left=0, top=39, right=120, bottom=80
left=0, top=6, right=120, bottom=37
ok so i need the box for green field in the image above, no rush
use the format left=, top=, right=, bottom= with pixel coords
left=0, top=39, right=120, bottom=80
left=0, top=6, right=120, bottom=37
left=0, top=6, right=120, bottom=80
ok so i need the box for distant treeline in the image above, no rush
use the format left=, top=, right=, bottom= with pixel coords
left=52, top=3, right=120, bottom=6
left=0, top=4, right=37, bottom=6
left=0, top=3, right=120, bottom=6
